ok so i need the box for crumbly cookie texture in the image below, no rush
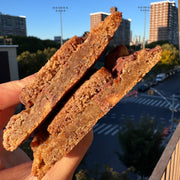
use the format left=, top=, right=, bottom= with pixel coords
left=20, top=36, right=85, bottom=108
left=31, top=46, right=162, bottom=179
left=3, top=11, right=122, bottom=152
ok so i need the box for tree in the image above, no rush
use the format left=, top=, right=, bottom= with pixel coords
left=160, top=43, right=180, bottom=67
left=145, top=40, right=169, bottom=49
left=74, top=165, right=132, bottom=180
left=17, top=51, right=36, bottom=78
left=17, top=48, right=57, bottom=78
left=116, top=115, right=164, bottom=179
left=149, top=43, right=180, bottom=74
left=8, top=35, right=59, bottom=55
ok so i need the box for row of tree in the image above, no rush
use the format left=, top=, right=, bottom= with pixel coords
left=7, top=35, right=60, bottom=55
left=15, top=34, right=180, bottom=79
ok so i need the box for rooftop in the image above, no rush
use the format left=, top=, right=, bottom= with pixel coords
left=90, top=12, right=110, bottom=16
left=151, top=0, right=176, bottom=5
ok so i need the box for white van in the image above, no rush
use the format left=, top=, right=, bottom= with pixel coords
left=156, top=73, right=167, bottom=82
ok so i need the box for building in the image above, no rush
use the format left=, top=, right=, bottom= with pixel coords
left=90, top=12, right=109, bottom=29
left=90, top=7, right=131, bottom=46
left=112, top=18, right=131, bottom=46
left=0, top=12, right=27, bottom=37
left=149, top=1, right=179, bottom=46
left=54, top=36, right=61, bottom=44
left=0, top=45, right=19, bottom=83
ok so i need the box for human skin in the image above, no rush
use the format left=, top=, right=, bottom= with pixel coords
left=0, top=75, right=93, bottom=180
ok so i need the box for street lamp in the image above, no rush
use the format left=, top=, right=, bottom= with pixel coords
left=150, top=87, right=179, bottom=134
left=53, top=6, right=68, bottom=47
left=138, top=6, right=150, bottom=49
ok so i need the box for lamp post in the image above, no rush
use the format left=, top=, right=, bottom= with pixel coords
left=138, top=6, right=150, bottom=49
left=53, top=6, right=68, bottom=47
left=150, top=88, right=179, bottom=134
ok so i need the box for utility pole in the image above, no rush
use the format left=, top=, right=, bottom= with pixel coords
left=53, top=6, right=68, bottom=47
left=138, top=6, right=150, bottom=49
left=151, top=88, right=179, bottom=135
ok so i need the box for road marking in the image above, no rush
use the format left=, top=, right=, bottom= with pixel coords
left=175, top=104, right=180, bottom=109
left=149, top=100, right=159, bottom=106
left=142, top=99, right=152, bottom=105
left=97, top=124, right=112, bottom=134
left=130, top=97, right=138, bottom=103
left=146, top=99, right=154, bottom=105
left=111, top=129, right=120, bottom=136
left=121, top=96, right=175, bottom=110
left=129, top=114, right=135, bottom=120
left=120, top=116, right=126, bottom=120
left=155, top=100, right=163, bottom=107
left=110, top=113, right=116, bottom=119
left=164, top=103, right=170, bottom=108
left=159, top=101, right=167, bottom=107
left=133, top=98, right=143, bottom=103
left=104, top=124, right=119, bottom=135
left=137, top=98, right=147, bottom=104
left=94, top=123, right=106, bottom=133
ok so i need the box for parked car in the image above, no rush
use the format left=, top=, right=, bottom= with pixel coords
left=138, top=83, right=150, bottom=92
left=151, top=79, right=158, bottom=86
left=156, top=73, right=167, bottom=82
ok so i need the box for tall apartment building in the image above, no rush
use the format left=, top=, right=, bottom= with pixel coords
left=149, top=1, right=178, bottom=46
left=0, top=12, right=27, bottom=37
left=90, top=7, right=130, bottom=46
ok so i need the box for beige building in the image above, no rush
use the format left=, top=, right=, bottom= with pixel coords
left=0, top=45, right=19, bottom=83
left=90, top=7, right=130, bottom=46
left=149, top=1, right=178, bottom=45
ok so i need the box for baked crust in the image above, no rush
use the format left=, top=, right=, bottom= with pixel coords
left=3, top=11, right=122, bottom=152
left=20, top=36, right=85, bottom=108
left=31, top=46, right=162, bottom=179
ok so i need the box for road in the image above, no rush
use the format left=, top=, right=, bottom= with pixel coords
left=77, top=71, right=180, bottom=178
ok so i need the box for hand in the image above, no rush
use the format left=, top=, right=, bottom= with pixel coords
left=0, top=76, right=93, bottom=180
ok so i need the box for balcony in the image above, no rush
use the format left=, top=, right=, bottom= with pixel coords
left=149, top=123, right=180, bottom=180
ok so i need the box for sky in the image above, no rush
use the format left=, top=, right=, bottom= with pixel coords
left=0, top=0, right=179, bottom=41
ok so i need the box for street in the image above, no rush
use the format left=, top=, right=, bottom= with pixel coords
left=77, top=71, right=180, bottom=178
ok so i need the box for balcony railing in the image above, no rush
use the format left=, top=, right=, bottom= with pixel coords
left=149, top=123, right=180, bottom=180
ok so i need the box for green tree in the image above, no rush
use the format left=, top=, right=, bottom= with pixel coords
left=17, top=51, right=36, bottom=78
left=74, top=165, right=132, bottom=180
left=160, top=43, right=180, bottom=67
left=8, top=35, right=59, bottom=55
left=117, top=115, right=164, bottom=179
left=17, top=48, right=57, bottom=78
left=100, top=165, right=131, bottom=180
left=145, top=40, right=169, bottom=49
left=150, top=43, right=180, bottom=74
left=74, top=169, right=91, bottom=180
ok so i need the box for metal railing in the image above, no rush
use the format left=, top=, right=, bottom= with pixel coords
left=149, top=123, right=180, bottom=180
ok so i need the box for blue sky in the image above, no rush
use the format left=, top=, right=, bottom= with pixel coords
left=1, top=0, right=178, bottom=40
